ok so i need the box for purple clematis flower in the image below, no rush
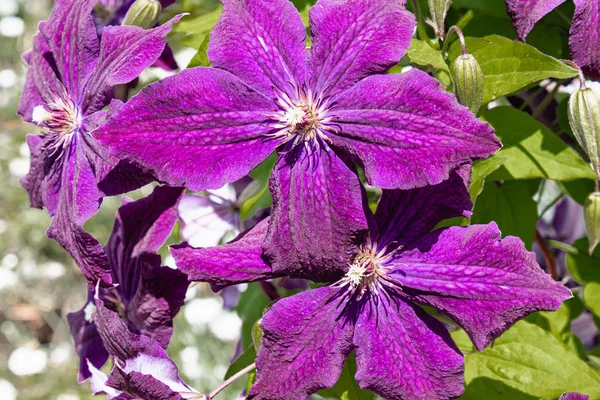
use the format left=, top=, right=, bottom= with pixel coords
left=505, top=0, right=600, bottom=80
left=560, top=393, right=590, bottom=400
left=172, top=166, right=571, bottom=399
left=95, top=0, right=500, bottom=281
left=90, top=294, right=198, bottom=400
left=68, top=185, right=189, bottom=381
left=17, top=0, right=181, bottom=285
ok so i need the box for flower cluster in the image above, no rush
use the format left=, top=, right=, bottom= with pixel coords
left=17, top=0, right=575, bottom=399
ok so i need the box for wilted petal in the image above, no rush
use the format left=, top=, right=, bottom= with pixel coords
left=264, top=149, right=368, bottom=281
left=83, top=16, right=183, bottom=114
left=390, top=223, right=572, bottom=350
left=172, top=218, right=278, bottom=291
left=208, top=0, right=307, bottom=95
left=353, top=292, right=464, bottom=400
left=38, top=0, right=100, bottom=100
left=570, top=0, right=600, bottom=80
left=249, top=286, right=355, bottom=399
left=308, top=0, right=414, bottom=93
left=373, top=165, right=472, bottom=248
left=332, top=70, right=499, bottom=189
left=505, top=0, right=566, bottom=41
left=94, top=67, right=278, bottom=191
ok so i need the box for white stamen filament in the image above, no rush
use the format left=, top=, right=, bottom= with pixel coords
left=32, top=105, right=52, bottom=124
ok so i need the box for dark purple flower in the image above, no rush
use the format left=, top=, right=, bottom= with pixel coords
left=505, top=0, right=566, bottom=40
left=560, top=393, right=590, bottom=400
left=90, top=294, right=197, bottom=400
left=17, top=0, right=181, bottom=285
left=173, top=166, right=571, bottom=399
left=95, top=0, right=500, bottom=281
left=68, top=186, right=189, bottom=381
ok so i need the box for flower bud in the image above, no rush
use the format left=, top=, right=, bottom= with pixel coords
left=122, top=0, right=162, bottom=29
left=584, top=192, right=600, bottom=254
left=452, top=53, right=484, bottom=114
left=568, top=85, right=600, bottom=178
left=428, top=0, right=452, bottom=38
left=251, top=319, right=263, bottom=351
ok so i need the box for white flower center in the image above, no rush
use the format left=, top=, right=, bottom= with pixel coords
left=84, top=302, right=97, bottom=323
left=284, top=106, right=307, bottom=127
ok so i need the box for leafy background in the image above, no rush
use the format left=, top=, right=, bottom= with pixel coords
left=1, top=0, right=600, bottom=399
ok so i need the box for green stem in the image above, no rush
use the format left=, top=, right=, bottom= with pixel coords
left=547, top=240, right=580, bottom=255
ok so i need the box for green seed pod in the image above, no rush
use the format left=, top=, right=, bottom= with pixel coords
left=568, top=85, right=600, bottom=178
left=584, top=192, right=600, bottom=254
left=122, top=0, right=162, bottom=29
left=452, top=53, right=484, bottom=114
left=251, top=319, right=263, bottom=351
left=428, top=0, right=452, bottom=38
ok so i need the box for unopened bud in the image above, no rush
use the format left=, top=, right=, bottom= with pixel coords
left=251, top=319, right=263, bottom=351
left=428, top=0, right=452, bottom=38
left=122, top=0, right=162, bottom=29
left=568, top=85, right=600, bottom=178
left=452, top=53, right=484, bottom=114
left=584, top=192, right=600, bottom=254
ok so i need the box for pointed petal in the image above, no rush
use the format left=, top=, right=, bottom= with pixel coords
left=87, top=362, right=126, bottom=399
left=38, top=0, right=100, bottom=100
left=264, top=149, right=368, bottom=281
left=332, top=70, right=500, bottom=189
left=83, top=15, right=183, bottom=114
left=20, top=135, right=45, bottom=209
left=308, top=0, right=414, bottom=94
left=172, top=218, right=278, bottom=291
left=208, top=0, right=306, bottom=95
left=249, top=286, right=355, bottom=399
left=570, top=0, right=600, bottom=80
left=390, top=223, right=572, bottom=350
left=94, top=67, right=278, bottom=191
left=353, top=292, right=464, bottom=400
left=506, top=0, right=566, bottom=41
left=374, top=165, right=472, bottom=248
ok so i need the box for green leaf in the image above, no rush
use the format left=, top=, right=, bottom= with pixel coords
left=236, top=283, right=270, bottom=349
left=187, top=34, right=210, bottom=68
left=407, top=39, right=449, bottom=73
left=318, top=353, right=374, bottom=400
left=450, top=329, right=475, bottom=353
left=482, top=107, right=595, bottom=181
left=469, top=156, right=506, bottom=203
left=584, top=282, right=600, bottom=319
left=239, top=154, right=276, bottom=221
left=450, top=35, right=578, bottom=103
left=224, top=346, right=256, bottom=380
left=557, top=179, right=596, bottom=205
left=451, top=0, right=509, bottom=18
left=462, top=321, right=600, bottom=399
left=567, top=238, right=600, bottom=284
left=471, top=180, right=538, bottom=249
left=172, top=7, right=222, bottom=49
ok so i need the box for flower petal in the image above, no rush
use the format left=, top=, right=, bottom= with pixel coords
left=20, top=135, right=46, bottom=209
left=560, top=393, right=590, bottom=400
left=38, top=0, right=100, bottom=100
left=249, top=286, right=355, bottom=399
left=87, top=361, right=126, bottom=399
left=172, top=218, right=278, bottom=291
left=208, top=0, right=307, bottom=95
left=373, top=164, right=472, bottom=248
left=505, top=0, right=566, bottom=41
left=264, top=149, right=368, bottom=281
left=353, top=292, right=464, bottom=400
left=390, top=223, right=572, bottom=351
left=94, top=67, right=278, bottom=191
left=570, top=0, right=600, bottom=80
left=83, top=15, right=183, bottom=114
left=308, top=0, right=414, bottom=94
left=332, top=70, right=500, bottom=189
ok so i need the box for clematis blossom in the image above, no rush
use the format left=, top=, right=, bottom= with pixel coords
left=68, top=186, right=189, bottom=381
left=95, top=0, right=500, bottom=281
left=17, top=0, right=182, bottom=285
left=505, top=0, right=600, bottom=80
left=172, top=166, right=571, bottom=399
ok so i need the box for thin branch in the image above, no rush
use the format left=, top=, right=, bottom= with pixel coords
left=206, top=363, right=256, bottom=400
left=535, top=230, right=559, bottom=281
left=259, top=281, right=280, bottom=301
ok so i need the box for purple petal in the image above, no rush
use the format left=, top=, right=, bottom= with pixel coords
left=373, top=164, right=472, bottom=248
left=87, top=362, right=126, bottom=399
left=67, top=294, right=109, bottom=382
left=332, top=70, right=500, bottom=189
left=308, top=0, right=414, bottom=94
left=505, top=0, right=566, bottom=41
left=249, top=286, right=355, bottom=399
left=390, top=223, right=572, bottom=351
left=353, top=292, right=464, bottom=400
left=570, top=0, right=600, bottom=80
left=83, top=16, right=183, bottom=114
left=172, top=218, right=279, bottom=291
left=560, top=393, right=590, bottom=400
left=264, top=149, right=368, bottom=281
left=20, top=135, right=45, bottom=209
left=94, top=67, right=278, bottom=191
left=38, top=0, right=100, bottom=101
left=208, top=0, right=307, bottom=95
